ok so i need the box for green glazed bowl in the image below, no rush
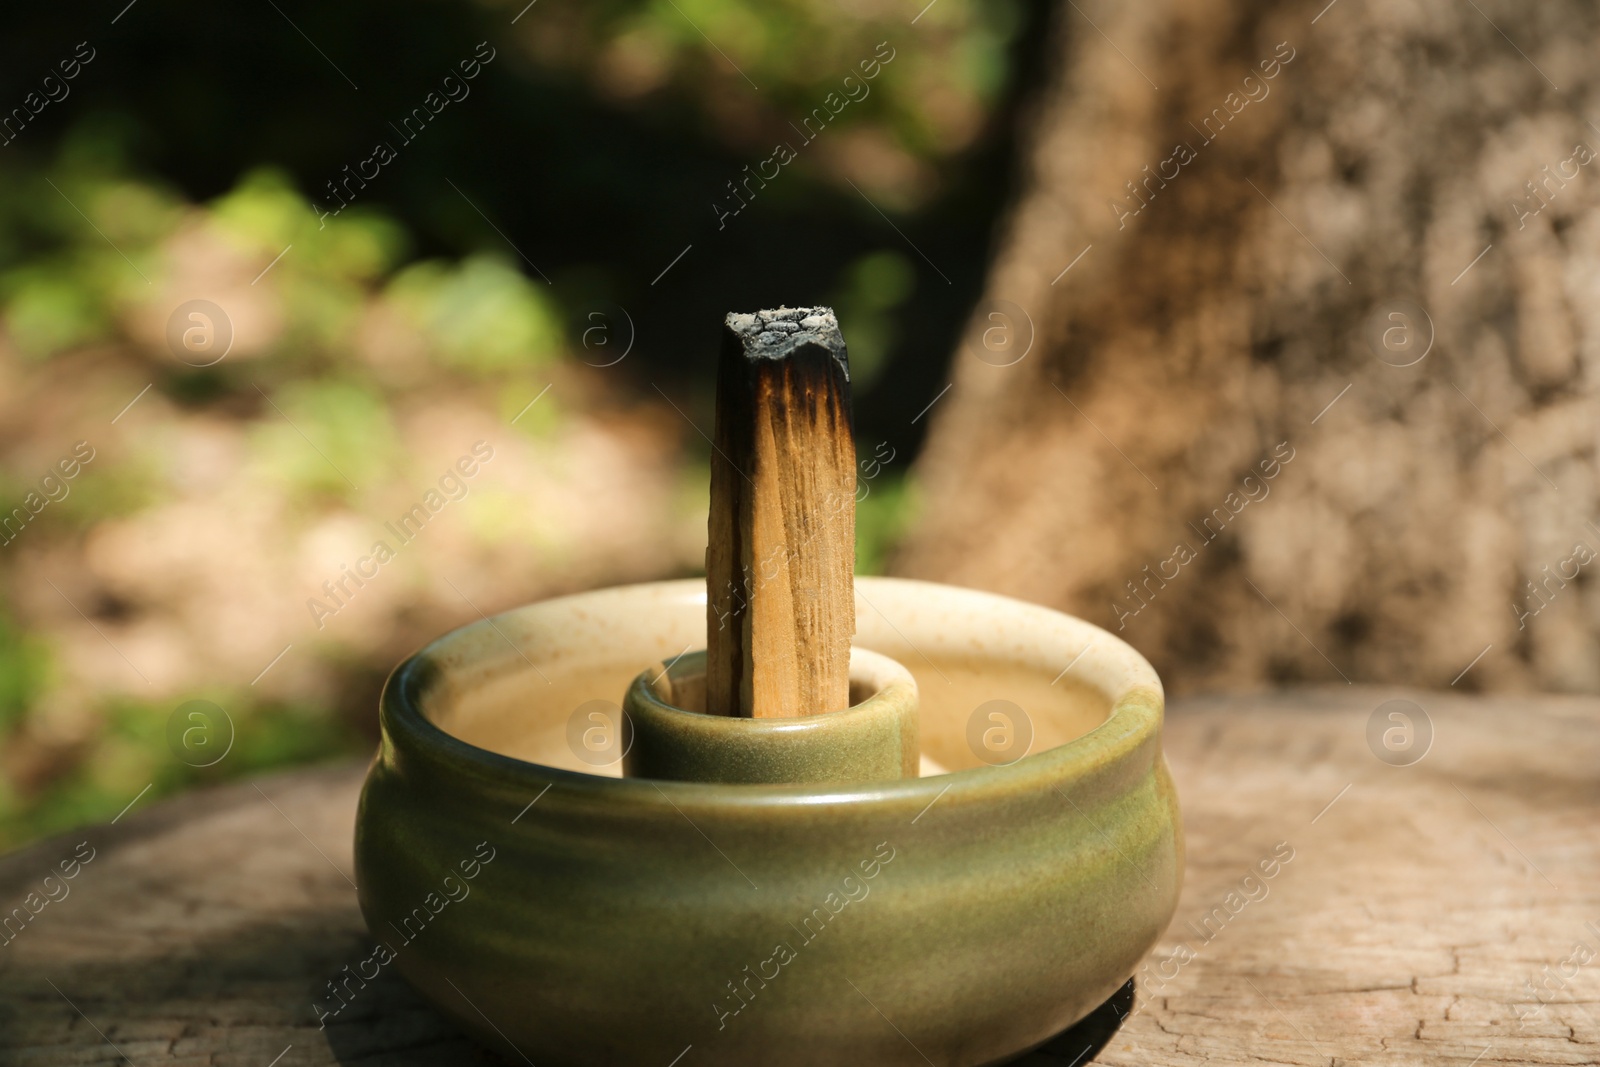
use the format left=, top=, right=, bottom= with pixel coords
left=355, top=577, right=1182, bottom=1067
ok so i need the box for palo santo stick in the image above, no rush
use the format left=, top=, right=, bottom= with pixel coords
left=706, top=307, right=856, bottom=719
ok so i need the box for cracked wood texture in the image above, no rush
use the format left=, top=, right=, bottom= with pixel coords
left=899, top=0, right=1600, bottom=697
left=0, top=687, right=1593, bottom=1066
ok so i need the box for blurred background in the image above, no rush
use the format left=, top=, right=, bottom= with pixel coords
left=1, top=0, right=1594, bottom=849
left=0, top=0, right=1038, bottom=847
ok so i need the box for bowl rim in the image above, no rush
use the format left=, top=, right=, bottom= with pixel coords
left=380, top=576, right=1165, bottom=815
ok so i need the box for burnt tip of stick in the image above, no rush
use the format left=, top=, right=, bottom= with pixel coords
left=724, top=306, right=850, bottom=380
left=721, top=306, right=852, bottom=435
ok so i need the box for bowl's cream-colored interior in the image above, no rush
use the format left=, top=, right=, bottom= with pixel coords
left=419, top=577, right=1161, bottom=777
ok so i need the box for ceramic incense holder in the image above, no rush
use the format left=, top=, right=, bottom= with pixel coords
left=354, top=576, right=1182, bottom=1066
left=623, top=647, right=920, bottom=784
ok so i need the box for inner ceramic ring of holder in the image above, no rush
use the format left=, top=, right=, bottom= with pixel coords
left=622, top=648, right=919, bottom=785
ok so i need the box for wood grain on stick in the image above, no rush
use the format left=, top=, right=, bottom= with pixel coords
left=706, top=307, right=856, bottom=718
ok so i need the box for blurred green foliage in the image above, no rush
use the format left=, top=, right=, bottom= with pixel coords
left=0, top=147, right=581, bottom=846
left=834, top=250, right=917, bottom=392
left=389, top=256, right=563, bottom=375
left=9, top=692, right=364, bottom=847
left=515, top=0, right=1023, bottom=182
left=857, top=474, right=919, bottom=578
left=0, top=612, right=50, bottom=736
left=0, top=0, right=1027, bottom=848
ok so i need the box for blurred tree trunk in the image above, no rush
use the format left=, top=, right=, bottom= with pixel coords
left=896, top=0, right=1600, bottom=693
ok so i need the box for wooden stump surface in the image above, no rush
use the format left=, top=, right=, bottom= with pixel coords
left=1, top=686, right=1594, bottom=1066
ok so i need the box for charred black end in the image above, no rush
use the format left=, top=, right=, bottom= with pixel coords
left=720, top=306, right=854, bottom=447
